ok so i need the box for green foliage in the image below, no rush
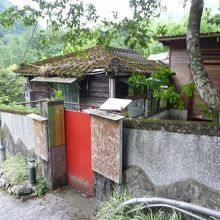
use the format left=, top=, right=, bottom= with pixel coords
left=0, top=0, right=218, bottom=64
left=0, top=27, right=64, bottom=67
left=197, top=101, right=213, bottom=118
left=54, top=89, right=64, bottom=100
left=180, top=80, right=196, bottom=97
left=128, top=72, right=148, bottom=96
left=0, top=103, right=40, bottom=114
left=0, top=66, right=25, bottom=102
left=36, top=176, right=48, bottom=197
left=128, top=66, right=186, bottom=109
left=96, top=191, right=131, bottom=219
left=146, top=67, right=190, bottom=109
left=2, top=155, right=28, bottom=184
left=0, top=66, right=39, bottom=113
left=156, top=86, right=185, bottom=110
left=146, top=66, right=173, bottom=89
left=96, top=191, right=182, bottom=220
left=0, top=0, right=99, bottom=54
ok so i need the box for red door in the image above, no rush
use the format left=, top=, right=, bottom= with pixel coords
left=65, top=110, right=93, bottom=196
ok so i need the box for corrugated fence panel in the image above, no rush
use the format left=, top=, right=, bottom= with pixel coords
left=65, top=110, right=94, bottom=196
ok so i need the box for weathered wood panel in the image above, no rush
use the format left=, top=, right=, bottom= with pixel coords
left=80, top=74, right=109, bottom=108
left=91, top=115, right=122, bottom=183
left=31, top=82, right=51, bottom=101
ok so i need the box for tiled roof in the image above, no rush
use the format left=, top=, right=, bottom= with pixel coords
left=14, top=45, right=161, bottom=78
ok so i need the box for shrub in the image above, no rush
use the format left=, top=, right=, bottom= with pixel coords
left=36, top=176, right=48, bottom=197
left=2, top=155, right=28, bottom=185
left=96, top=191, right=182, bottom=220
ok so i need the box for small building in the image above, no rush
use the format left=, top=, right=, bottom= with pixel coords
left=159, top=32, right=220, bottom=120
left=15, top=45, right=160, bottom=110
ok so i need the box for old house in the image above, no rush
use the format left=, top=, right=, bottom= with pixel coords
left=159, top=32, right=220, bottom=120
left=15, top=45, right=160, bottom=110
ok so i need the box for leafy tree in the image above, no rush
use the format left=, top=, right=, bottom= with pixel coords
left=0, top=26, right=65, bottom=67
left=0, top=65, right=25, bottom=104
left=0, top=0, right=99, bottom=52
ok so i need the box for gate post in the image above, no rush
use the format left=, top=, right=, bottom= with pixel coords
left=42, top=100, right=67, bottom=189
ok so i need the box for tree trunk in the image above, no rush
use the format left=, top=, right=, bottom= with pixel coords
left=186, top=0, right=220, bottom=119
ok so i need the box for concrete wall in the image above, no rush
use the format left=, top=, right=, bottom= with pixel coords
left=1, top=112, right=35, bottom=155
left=0, top=101, right=67, bottom=190
left=124, top=128, right=220, bottom=192
left=0, top=111, right=50, bottom=182
left=121, top=119, right=220, bottom=209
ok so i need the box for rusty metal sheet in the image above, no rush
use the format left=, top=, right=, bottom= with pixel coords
left=31, top=77, right=77, bottom=84
left=91, top=115, right=123, bottom=183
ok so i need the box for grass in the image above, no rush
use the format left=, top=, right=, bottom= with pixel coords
left=36, top=176, right=48, bottom=197
left=2, top=155, right=28, bottom=185
left=0, top=103, right=40, bottom=114
left=96, top=191, right=182, bottom=220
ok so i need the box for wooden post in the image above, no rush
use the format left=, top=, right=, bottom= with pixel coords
left=109, top=77, right=115, bottom=98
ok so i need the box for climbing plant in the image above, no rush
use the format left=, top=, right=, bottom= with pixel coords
left=128, top=72, right=148, bottom=96
left=128, top=66, right=196, bottom=110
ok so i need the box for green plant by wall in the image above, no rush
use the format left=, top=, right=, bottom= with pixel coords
left=36, top=176, right=48, bottom=197
left=54, top=89, right=64, bottom=100
left=0, top=103, right=39, bottom=114
left=0, top=66, right=25, bottom=103
left=0, top=66, right=40, bottom=114
left=2, top=155, right=28, bottom=185
left=146, top=66, right=173, bottom=89
left=197, top=101, right=213, bottom=119
left=128, top=66, right=186, bottom=109
left=156, top=86, right=185, bottom=110
left=180, top=80, right=196, bottom=98
left=128, top=72, right=148, bottom=96
left=128, top=67, right=198, bottom=110
left=96, top=191, right=182, bottom=220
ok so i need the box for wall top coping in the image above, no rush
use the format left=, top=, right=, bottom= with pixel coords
left=123, top=118, right=220, bottom=137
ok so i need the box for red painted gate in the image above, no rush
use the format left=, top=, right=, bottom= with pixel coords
left=65, top=110, right=94, bottom=196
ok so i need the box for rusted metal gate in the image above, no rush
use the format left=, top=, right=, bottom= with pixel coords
left=65, top=110, right=94, bottom=196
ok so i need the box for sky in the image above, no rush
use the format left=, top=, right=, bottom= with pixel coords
left=9, top=0, right=219, bottom=25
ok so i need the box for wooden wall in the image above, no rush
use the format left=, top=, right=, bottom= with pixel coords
left=169, top=38, right=220, bottom=120
left=79, top=74, right=109, bottom=108
left=170, top=45, right=191, bottom=108
left=30, top=81, right=51, bottom=101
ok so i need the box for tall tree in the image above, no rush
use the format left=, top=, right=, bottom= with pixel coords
left=186, top=0, right=220, bottom=118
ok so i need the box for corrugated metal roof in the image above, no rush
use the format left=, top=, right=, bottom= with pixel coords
left=99, top=98, right=132, bottom=111
left=83, top=109, right=125, bottom=121
left=31, top=77, right=77, bottom=83
left=14, top=45, right=161, bottom=78
left=147, top=52, right=169, bottom=65
left=158, top=32, right=220, bottom=42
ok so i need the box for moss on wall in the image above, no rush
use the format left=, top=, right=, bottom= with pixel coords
left=123, top=118, right=220, bottom=137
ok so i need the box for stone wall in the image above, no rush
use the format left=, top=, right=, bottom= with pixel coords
left=121, top=119, right=220, bottom=209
